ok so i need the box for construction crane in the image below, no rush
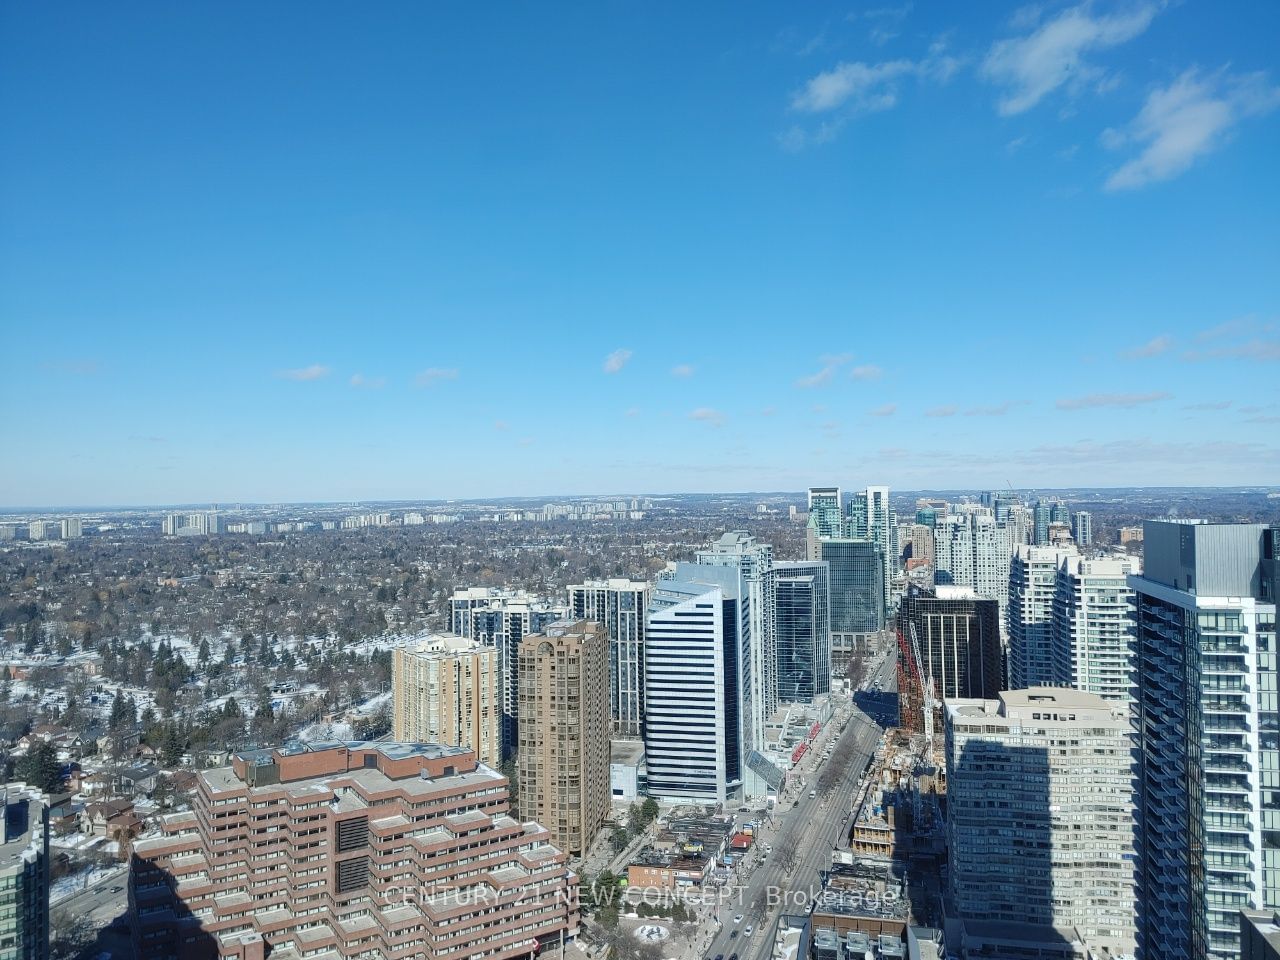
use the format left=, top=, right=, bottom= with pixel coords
left=905, top=620, right=942, bottom=831
left=907, top=621, right=938, bottom=761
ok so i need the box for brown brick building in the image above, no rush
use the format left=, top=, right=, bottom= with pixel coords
left=517, top=621, right=610, bottom=857
left=130, top=740, right=578, bottom=960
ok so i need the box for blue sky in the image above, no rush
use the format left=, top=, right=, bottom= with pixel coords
left=2, top=2, right=1278, bottom=507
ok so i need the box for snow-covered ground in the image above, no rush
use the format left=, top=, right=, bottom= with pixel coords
left=50, top=862, right=125, bottom=905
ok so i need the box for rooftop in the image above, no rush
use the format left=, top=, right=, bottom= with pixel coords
left=1, top=784, right=47, bottom=868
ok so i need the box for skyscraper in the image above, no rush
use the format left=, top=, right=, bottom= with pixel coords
left=392, top=634, right=500, bottom=765
left=1072, top=510, right=1093, bottom=547
left=693, top=532, right=772, bottom=795
left=1008, top=544, right=1078, bottom=688
left=450, top=588, right=567, bottom=758
left=933, top=511, right=1012, bottom=622
left=517, top=620, right=610, bottom=857
left=946, top=689, right=1136, bottom=957
left=772, top=560, right=831, bottom=704
left=130, top=741, right=577, bottom=960
left=899, top=584, right=1003, bottom=702
left=1132, top=521, right=1279, bottom=960
left=1051, top=554, right=1138, bottom=706
left=863, top=486, right=896, bottom=608
left=1033, top=499, right=1054, bottom=545
left=0, top=784, right=49, bottom=960
left=25, top=520, right=52, bottom=541
left=59, top=518, right=82, bottom=539
left=807, top=487, right=843, bottom=538
left=644, top=566, right=745, bottom=804
left=567, top=578, right=651, bottom=739
left=816, top=538, right=885, bottom=673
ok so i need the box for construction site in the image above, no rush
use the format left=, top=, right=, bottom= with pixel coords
left=839, top=619, right=948, bottom=927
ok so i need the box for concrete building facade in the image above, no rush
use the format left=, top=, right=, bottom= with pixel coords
left=644, top=570, right=744, bottom=804
left=1008, top=544, right=1078, bottom=688
left=391, top=634, right=500, bottom=766
left=1051, top=554, right=1138, bottom=707
left=945, top=689, right=1136, bottom=957
left=516, top=621, right=610, bottom=857
left=567, top=578, right=651, bottom=739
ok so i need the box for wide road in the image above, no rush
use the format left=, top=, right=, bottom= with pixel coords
left=699, top=650, right=895, bottom=960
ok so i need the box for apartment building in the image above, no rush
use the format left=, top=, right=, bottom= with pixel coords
left=0, top=784, right=50, bottom=960
left=945, top=688, right=1136, bottom=957
left=1051, top=554, right=1138, bottom=706
left=1008, top=544, right=1078, bottom=688
left=392, top=634, right=500, bottom=766
left=516, top=621, right=610, bottom=857
left=566, top=579, right=651, bottom=739
left=1133, top=521, right=1279, bottom=960
left=130, top=741, right=577, bottom=960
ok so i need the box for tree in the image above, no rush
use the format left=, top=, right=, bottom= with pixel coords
left=610, top=825, right=629, bottom=853
left=16, top=740, right=63, bottom=793
left=50, top=906, right=93, bottom=959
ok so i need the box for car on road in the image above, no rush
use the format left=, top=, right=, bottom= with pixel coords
left=730, top=930, right=738, bottom=939
left=744, top=925, right=754, bottom=937
left=733, top=914, right=743, bottom=923
left=729, top=954, right=739, bottom=960
left=809, top=789, right=817, bottom=798
left=712, top=954, right=723, bottom=960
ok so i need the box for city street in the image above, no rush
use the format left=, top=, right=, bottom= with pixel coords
left=695, top=649, right=895, bottom=960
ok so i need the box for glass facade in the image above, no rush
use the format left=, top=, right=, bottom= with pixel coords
left=819, top=539, right=885, bottom=635
left=773, top=562, right=831, bottom=704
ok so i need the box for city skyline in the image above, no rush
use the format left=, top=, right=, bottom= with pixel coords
left=3, top=2, right=1279, bottom=506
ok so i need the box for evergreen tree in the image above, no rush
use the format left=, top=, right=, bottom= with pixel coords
left=16, top=740, right=63, bottom=793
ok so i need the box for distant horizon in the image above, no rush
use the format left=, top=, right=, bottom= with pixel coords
left=2, top=4, right=1277, bottom=503
left=3, top=483, right=1277, bottom=515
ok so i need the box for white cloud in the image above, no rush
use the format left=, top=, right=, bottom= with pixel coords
left=982, top=3, right=1157, bottom=116
left=1121, top=334, right=1173, bottom=359
left=671, top=364, right=695, bottom=378
left=1184, top=400, right=1232, bottom=410
left=1182, top=315, right=1280, bottom=361
left=1056, top=391, right=1172, bottom=409
left=278, top=364, right=330, bottom=382
left=785, top=40, right=960, bottom=146
left=1197, top=315, right=1276, bottom=342
left=1104, top=69, right=1280, bottom=190
left=349, top=373, right=386, bottom=388
left=925, top=405, right=958, bottom=417
left=792, top=59, right=918, bottom=113
left=624, top=407, right=641, bottom=418
left=689, top=407, right=725, bottom=427
left=603, top=349, right=633, bottom=374
left=869, top=403, right=897, bottom=417
left=1184, top=339, right=1280, bottom=362
left=850, top=364, right=883, bottom=381
left=415, top=367, right=459, bottom=387
left=795, top=353, right=854, bottom=388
